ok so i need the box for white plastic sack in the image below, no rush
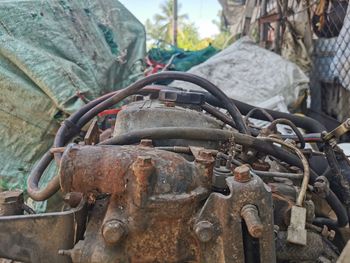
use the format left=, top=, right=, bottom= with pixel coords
left=172, top=37, right=309, bottom=108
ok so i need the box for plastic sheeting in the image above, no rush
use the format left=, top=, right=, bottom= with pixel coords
left=0, top=0, right=146, bottom=192
left=172, top=37, right=309, bottom=108
left=147, top=45, right=218, bottom=72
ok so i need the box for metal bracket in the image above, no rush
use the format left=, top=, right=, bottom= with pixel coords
left=323, top=118, right=350, bottom=142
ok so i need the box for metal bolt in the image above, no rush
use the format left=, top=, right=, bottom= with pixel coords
left=234, top=165, right=252, bottom=183
left=194, top=221, right=214, bottom=242
left=139, top=139, right=153, bottom=147
left=241, top=204, right=263, bottom=238
left=102, top=220, right=127, bottom=245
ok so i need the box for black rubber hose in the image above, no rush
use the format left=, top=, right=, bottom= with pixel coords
left=27, top=91, right=118, bottom=201
left=323, top=143, right=350, bottom=209
left=55, top=72, right=248, bottom=159
left=201, top=93, right=327, bottom=133
left=28, top=73, right=248, bottom=201
left=27, top=151, right=60, bottom=201
left=313, top=190, right=349, bottom=228
left=100, top=126, right=348, bottom=228
left=268, top=118, right=306, bottom=149
left=201, top=102, right=323, bottom=144
left=75, top=72, right=248, bottom=136
left=201, top=102, right=236, bottom=128
left=54, top=85, right=164, bottom=159
left=54, top=91, right=117, bottom=161
left=245, top=107, right=274, bottom=122
left=99, top=127, right=232, bottom=145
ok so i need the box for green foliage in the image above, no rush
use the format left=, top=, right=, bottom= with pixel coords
left=211, top=31, right=234, bottom=49
left=145, top=0, right=234, bottom=51
left=145, top=0, right=188, bottom=44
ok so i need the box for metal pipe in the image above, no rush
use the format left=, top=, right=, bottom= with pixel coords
left=268, top=118, right=306, bottom=149
left=260, top=137, right=309, bottom=207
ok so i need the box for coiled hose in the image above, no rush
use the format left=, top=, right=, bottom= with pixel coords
left=28, top=72, right=249, bottom=201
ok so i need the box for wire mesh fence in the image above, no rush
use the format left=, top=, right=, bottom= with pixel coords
left=310, top=0, right=349, bottom=121
left=221, top=0, right=349, bottom=120
left=257, top=0, right=350, bottom=120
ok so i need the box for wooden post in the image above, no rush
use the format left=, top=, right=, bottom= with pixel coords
left=173, top=0, right=178, bottom=46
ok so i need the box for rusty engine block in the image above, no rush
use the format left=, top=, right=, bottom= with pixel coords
left=1, top=72, right=350, bottom=263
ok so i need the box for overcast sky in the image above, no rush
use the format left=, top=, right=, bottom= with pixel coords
left=119, top=0, right=222, bottom=38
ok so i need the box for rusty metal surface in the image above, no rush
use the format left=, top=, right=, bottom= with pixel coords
left=112, top=99, right=223, bottom=149
left=0, top=199, right=87, bottom=263
left=58, top=144, right=336, bottom=262
left=0, top=190, right=24, bottom=216
left=194, top=170, right=276, bottom=263
left=58, top=144, right=213, bottom=262
left=59, top=144, right=213, bottom=197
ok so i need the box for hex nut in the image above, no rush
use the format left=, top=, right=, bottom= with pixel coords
left=233, top=165, right=252, bottom=183
left=102, top=220, right=127, bottom=245
left=194, top=221, right=214, bottom=242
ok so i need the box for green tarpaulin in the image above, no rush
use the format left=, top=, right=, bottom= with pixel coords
left=0, top=0, right=146, bottom=202
left=148, top=44, right=219, bottom=72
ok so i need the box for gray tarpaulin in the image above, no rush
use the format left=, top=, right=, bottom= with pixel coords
left=0, top=0, right=146, bottom=193
left=172, top=37, right=309, bottom=108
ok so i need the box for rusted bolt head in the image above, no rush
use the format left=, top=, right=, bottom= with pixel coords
left=234, top=165, right=252, bottom=183
left=136, top=156, right=152, bottom=166
left=195, top=149, right=215, bottom=166
left=102, top=220, right=127, bottom=245
left=194, top=221, right=214, bottom=242
left=139, top=139, right=153, bottom=147
left=0, top=190, right=23, bottom=204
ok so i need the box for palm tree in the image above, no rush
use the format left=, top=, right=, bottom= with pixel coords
left=149, top=0, right=188, bottom=44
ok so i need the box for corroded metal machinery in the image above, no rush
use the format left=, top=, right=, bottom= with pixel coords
left=1, top=72, right=350, bottom=262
